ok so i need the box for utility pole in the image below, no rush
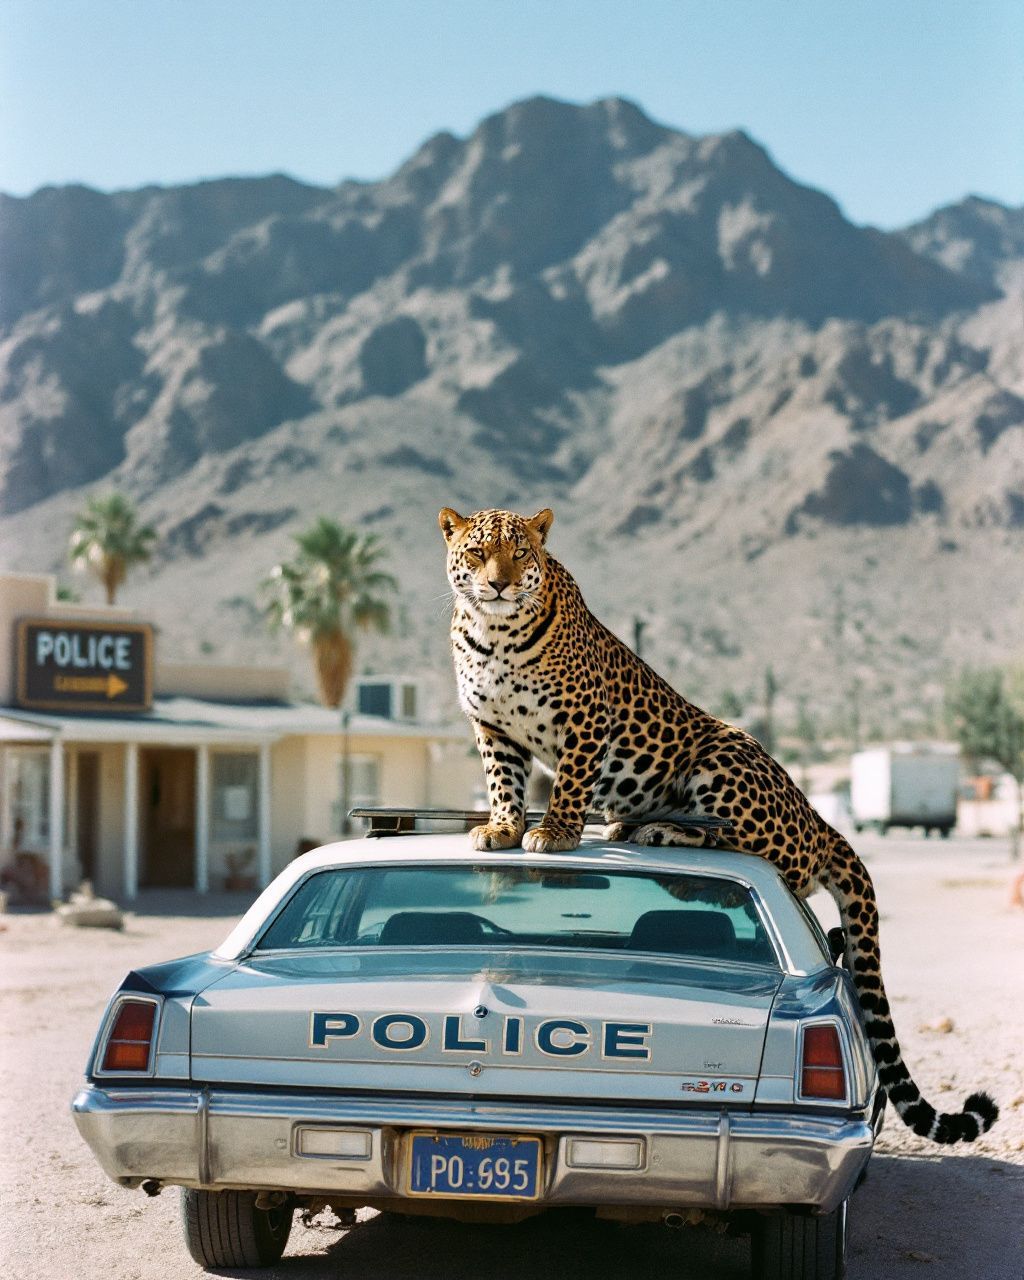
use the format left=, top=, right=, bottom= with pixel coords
left=632, top=616, right=647, bottom=661
left=849, top=678, right=862, bottom=752
left=763, top=666, right=778, bottom=756
left=339, top=708, right=351, bottom=836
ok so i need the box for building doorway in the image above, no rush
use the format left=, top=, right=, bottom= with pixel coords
left=76, top=752, right=100, bottom=884
left=140, top=748, right=195, bottom=887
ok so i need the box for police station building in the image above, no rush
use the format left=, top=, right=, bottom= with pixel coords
left=0, top=572, right=473, bottom=901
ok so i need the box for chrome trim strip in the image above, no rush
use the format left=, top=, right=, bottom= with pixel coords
left=73, top=1084, right=872, bottom=1136
left=251, top=942, right=782, bottom=977
left=197, top=1086, right=211, bottom=1186
left=187, top=1049, right=759, bottom=1081
left=714, top=1108, right=731, bottom=1210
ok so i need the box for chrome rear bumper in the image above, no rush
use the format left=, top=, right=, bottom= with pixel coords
left=72, top=1085, right=874, bottom=1214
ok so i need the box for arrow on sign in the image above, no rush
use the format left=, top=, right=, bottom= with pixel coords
left=106, top=673, right=128, bottom=698
left=52, top=673, right=131, bottom=698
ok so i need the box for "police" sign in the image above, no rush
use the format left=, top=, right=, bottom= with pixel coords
left=310, top=1011, right=653, bottom=1061
left=16, top=619, right=153, bottom=712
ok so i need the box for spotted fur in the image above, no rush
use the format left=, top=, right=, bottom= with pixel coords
left=440, top=505, right=998, bottom=1146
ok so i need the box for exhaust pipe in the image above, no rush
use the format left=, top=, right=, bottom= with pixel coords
left=662, top=1211, right=686, bottom=1230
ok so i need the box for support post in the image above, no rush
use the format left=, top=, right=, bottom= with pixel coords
left=195, top=744, right=210, bottom=893
left=66, top=750, right=79, bottom=884
left=0, top=747, right=10, bottom=852
left=124, top=742, right=139, bottom=899
left=258, top=742, right=272, bottom=888
left=48, top=737, right=64, bottom=901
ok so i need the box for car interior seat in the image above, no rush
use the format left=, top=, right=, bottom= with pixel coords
left=626, top=909, right=738, bottom=959
left=378, top=910, right=489, bottom=945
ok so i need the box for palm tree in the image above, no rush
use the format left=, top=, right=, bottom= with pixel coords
left=69, top=493, right=157, bottom=604
left=263, top=518, right=397, bottom=708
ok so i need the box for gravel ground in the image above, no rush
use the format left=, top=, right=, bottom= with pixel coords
left=1, top=833, right=1022, bottom=1280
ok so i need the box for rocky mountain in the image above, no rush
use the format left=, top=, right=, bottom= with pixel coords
left=902, top=195, right=1024, bottom=290
left=1, top=96, right=1021, bottom=738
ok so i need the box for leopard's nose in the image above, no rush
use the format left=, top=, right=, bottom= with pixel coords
left=488, top=578, right=510, bottom=595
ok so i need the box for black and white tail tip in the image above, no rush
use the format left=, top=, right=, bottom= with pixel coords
left=897, top=1090, right=999, bottom=1145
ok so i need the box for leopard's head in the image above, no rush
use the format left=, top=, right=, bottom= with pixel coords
left=438, top=506, right=553, bottom=618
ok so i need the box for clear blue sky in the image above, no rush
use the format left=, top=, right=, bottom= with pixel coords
left=3, top=0, right=1022, bottom=228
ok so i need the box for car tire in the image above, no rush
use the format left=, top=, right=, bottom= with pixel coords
left=750, top=1200, right=847, bottom=1280
left=181, top=1188, right=293, bottom=1269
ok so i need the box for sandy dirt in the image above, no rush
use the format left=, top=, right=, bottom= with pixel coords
left=1, top=833, right=1022, bottom=1280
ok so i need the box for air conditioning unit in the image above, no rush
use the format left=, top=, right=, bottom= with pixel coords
left=353, top=678, right=418, bottom=722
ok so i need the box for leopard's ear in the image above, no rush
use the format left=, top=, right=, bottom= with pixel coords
left=438, top=507, right=468, bottom=544
left=527, top=508, right=554, bottom=545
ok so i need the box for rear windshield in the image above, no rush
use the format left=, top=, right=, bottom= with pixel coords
left=256, top=864, right=778, bottom=967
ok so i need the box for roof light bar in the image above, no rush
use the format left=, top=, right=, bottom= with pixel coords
left=349, top=807, right=734, bottom=838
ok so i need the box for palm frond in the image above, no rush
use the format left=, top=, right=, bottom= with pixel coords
left=68, top=492, right=156, bottom=603
left=260, top=516, right=398, bottom=706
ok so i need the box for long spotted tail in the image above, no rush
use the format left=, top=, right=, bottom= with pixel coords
left=824, top=831, right=998, bottom=1144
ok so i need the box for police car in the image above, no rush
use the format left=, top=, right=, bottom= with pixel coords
left=72, top=809, right=880, bottom=1279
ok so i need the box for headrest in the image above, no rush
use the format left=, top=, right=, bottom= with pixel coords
left=378, top=911, right=487, bottom=946
left=627, top=909, right=737, bottom=958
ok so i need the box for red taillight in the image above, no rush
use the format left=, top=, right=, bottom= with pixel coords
left=101, top=1000, right=156, bottom=1072
left=800, top=1025, right=846, bottom=1100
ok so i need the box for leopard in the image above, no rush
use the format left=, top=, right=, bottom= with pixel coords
left=439, top=504, right=998, bottom=1146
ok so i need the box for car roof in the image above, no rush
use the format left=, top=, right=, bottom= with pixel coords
left=214, top=832, right=827, bottom=974
left=291, top=831, right=788, bottom=887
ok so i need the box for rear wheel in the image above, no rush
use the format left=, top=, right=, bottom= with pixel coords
left=750, top=1200, right=847, bottom=1280
left=181, top=1188, right=293, bottom=1270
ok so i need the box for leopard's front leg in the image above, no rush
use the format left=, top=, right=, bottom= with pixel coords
left=469, top=719, right=531, bottom=851
left=524, top=711, right=608, bottom=852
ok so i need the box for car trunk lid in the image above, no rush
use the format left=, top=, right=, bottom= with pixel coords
left=190, top=950, right=782, bottom=1104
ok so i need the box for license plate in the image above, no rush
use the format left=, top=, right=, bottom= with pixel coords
left=407, top=1131, right=542, bottom=1200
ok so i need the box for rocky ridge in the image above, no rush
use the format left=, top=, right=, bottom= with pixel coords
left=0, top=96, right=1021, bottom=734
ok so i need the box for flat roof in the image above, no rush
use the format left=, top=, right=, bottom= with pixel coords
left=0, top=697, right=467, bottom=745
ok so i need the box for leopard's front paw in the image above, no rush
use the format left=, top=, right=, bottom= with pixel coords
left=469, top=822, right=524, bottom=851
left=632, top=822, right=708, bottom=848
left=603, top=821, right=630, bottom=841
left=522, top=822, right=581, bottom=853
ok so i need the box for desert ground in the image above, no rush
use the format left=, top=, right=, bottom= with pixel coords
left=1, top=832, right=1022, bottom=1280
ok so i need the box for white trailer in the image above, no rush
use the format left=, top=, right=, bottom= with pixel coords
left=850, top=746, right=960, bottom=837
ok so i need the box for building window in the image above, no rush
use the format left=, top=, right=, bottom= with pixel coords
left=334, top=754, right=381, bottom=828
left=8, top=749, right=50, bottom=851
left=210, top=753, right=258, bottom=842
left=400, top=682, right=418, bottom=720
left=346, top=756, right=380, bottom=808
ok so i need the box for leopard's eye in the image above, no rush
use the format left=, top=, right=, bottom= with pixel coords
left=513, top=547, right=528, bottom=560
left=466, top=546, right=483, bottom=560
